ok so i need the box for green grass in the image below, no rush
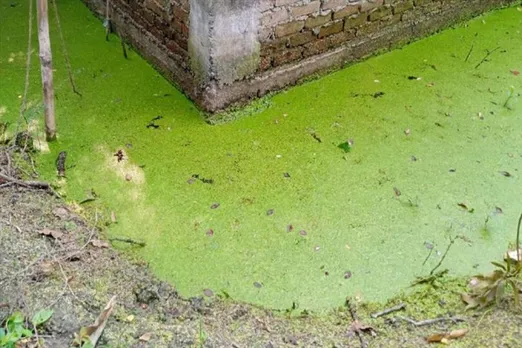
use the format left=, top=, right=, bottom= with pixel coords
left=1, top=0, right=522, bottom=311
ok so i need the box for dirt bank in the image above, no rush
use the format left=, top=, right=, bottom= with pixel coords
left=1, top=145, right=521, bottom=347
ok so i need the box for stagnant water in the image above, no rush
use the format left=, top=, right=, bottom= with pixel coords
left=1, top=1, right=521, bottom=311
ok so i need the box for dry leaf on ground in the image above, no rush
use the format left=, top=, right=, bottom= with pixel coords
left=139, top=332, right=152, bottom=342
left=426, top=328, right=468, bottom=343
left=91, top=240, right=110, bottom=248
left=39, top=228, right=63, bottom=239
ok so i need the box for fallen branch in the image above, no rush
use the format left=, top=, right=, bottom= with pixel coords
left=108, top=236, right=146, bottom=247
left=0, top=172, right=60, bottom=198
left=0, top=172, right=50, bottom=189
left=371, top=303, right=405, bottom=319
left=346, top=297, right=368, bottom=348
left=396, top=316, right=465, bottom=327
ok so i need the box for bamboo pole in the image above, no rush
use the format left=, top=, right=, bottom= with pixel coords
left=36, top=0, right=56, bottom=141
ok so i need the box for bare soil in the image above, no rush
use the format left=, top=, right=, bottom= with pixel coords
left=1, top=145, right=522, bottom=347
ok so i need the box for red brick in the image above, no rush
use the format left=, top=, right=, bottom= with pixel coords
left=361, top=0, right=384, bottom=11
left=259, top=55, right=273, bottom=71
left=291, top=1, right=321, bottom=17
left=326, top=30, right=355, bottom=48
left=318, top=20, right=344, bottom=38
left=369, top=5, right=392, bottom=21
left=333, top=5, right=359, bottom=20
left=303, top=39, right=328, bottom=57
left=344, top=13, right=368, bottom=29
left=288, top=31, right=316, bottom=47
left=273, top=47, right=303, bottom=66
left=392, top=0, right=414, bottom=13
left=305, top=14, right=332, bottom=29
left=322, top=0, right=348, bottom=11
left=275, top=20, right=305, bottom=37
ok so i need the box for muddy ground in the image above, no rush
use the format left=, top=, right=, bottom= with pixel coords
left=1, top=144, right=522, bottom=347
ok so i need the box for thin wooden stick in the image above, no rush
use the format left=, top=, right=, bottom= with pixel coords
left=475, top=46, right=500, bottom=69
left=396, top=316, right=465, bottom=327
left=36, top=0, right=56, bottom=141
left=371, top=303, right=406, bottom=319
left=105, top=0, right=111, bottom=41
left=516, top=214, right=522, bottom=262
left=108, top=236, right=146, bottom=247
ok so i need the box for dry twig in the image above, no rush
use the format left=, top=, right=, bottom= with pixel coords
left=371, top=303, right=406, bottom=319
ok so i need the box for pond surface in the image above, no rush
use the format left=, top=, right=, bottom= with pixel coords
left=1, top=1, right=522, bottom=311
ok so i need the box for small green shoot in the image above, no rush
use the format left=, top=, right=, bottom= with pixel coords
left=0, top=309, right=53, bottom=348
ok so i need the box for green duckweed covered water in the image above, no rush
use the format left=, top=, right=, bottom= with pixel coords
left=1, top=1, right=522, bottom=311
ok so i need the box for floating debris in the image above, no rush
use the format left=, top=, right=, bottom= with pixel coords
left=266, top=209, right=274, bottom=216
left=286, top=224, right=294, bottom=233
left=253, top=281, right=262, bottom=288
left=373, top=91, right=385, bottom=98
left=404, top=128, right=411, bottom=136
left=206, top=229, right=214, bottom=237
left=393, top=187, right=401, bottom=197
left=498, top=170, right=512, bottom=177
left=344, top=271, right=352, bottom=279
left=210, top=203, right=220, bottom=209
left=203, top=289, right=214, bottom=297
left=310, top=132, right=322, bottom=143
left=114, top=149, right=124, bottom=162
left=283, top=172, right=291, bottom=178
left=299, top=230, right=307, bottom=236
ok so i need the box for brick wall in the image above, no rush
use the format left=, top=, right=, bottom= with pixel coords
left=80, top=0, right=517, bottom=113
left=257, top=0, right=505, bottom=73
left=81, top=0, right=194, bottom=93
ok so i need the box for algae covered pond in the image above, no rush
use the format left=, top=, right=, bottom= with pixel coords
left=1, top=1, right=522, bottom=311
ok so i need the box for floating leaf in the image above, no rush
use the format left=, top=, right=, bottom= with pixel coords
left=299, top=230, right=307, bottom=236
left=337, top=141, right=352, bottom=153
left=206, top=229, right=214, bottom=237
left=457, top=202, right=474, bottom=213
left=510, top=70, right=520, bottom=76
left=498, top=171, right=512, bottom=177
left=393, top=187, right=401, bottom=197
left=253, top=281, right=262, bottom=288
left=210, top=203, right=220, bottom=209
left=286, top=224, right=294, bottom=233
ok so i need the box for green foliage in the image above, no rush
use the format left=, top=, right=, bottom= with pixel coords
left=462, top=259, right=522, bottom=309
left=1, top=312, right=34, bottom=347
left=31, top=309, right=53, bottom=327
left=463, top=214, right=522, bottom=310
left=0, top=309, right=53, bottom=347
left=72, top=327, right=94, bottom=348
